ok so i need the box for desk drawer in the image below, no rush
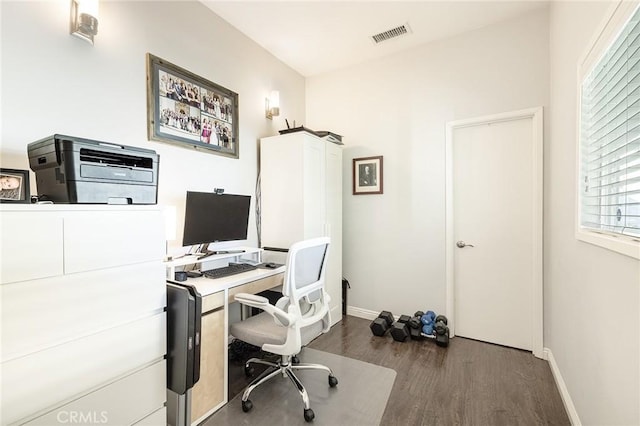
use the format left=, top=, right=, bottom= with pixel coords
left=228, top=273, right=283, bottom=303
left=202, top=291, right=224, bottom=313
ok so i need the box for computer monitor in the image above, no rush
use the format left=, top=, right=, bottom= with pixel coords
left=182, top=191, right=251, bottom=248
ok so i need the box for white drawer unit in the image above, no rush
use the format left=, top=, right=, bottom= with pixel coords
left=0, top=211, right=64, bottom=284
left=134, top=408, right=167, bottom=426
left=63, top=210, right=165, bottom=273
left=1, top=262, right=165, bottom=362
left=24, top=361, right=166, bottom=426
left=0, top=205, right=167, bottom=426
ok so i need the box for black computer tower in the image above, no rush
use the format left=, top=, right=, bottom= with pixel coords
left=166, top=282, right=202, bottom=395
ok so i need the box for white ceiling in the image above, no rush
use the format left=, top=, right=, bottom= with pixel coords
left=201, top=1, right=548, bottom=77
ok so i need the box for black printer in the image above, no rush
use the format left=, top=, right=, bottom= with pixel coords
left=28, top=134, right=159, bottom=204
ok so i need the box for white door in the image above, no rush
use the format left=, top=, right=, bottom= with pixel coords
left=447, top=109, right=542, bottom=355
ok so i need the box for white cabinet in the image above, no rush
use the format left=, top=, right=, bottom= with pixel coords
left=64, top=210, right=165, bottom=273
left=0, top=205, right=166, bottom=425
left=0, top=212, right=63, bottom=284
left=260, top=132, right=343, bottom=324
left=24, top=361, right=166, bottom=426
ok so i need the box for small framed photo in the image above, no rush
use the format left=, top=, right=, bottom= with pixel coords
left=353, top=156, right=383, bottom=195
left=0, top=168, right=30, bottom=203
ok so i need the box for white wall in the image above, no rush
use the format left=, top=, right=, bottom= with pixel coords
left=306, top=9, right=549, bottom=317
left=3, top=3, right=638, bottom=423
left=548, top=2, right=639, bottom=425
left=0, top=1, right=305, bottom=252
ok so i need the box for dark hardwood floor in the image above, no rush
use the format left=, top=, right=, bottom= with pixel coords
left=228, top=315, right=570, bottom=426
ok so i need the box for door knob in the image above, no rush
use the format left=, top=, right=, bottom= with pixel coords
left=456, top=241, right=475, bottom=248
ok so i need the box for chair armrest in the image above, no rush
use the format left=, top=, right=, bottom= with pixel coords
left=234, top=293, right=296, bottom=327
left=234, top=293, right=269, bottom=307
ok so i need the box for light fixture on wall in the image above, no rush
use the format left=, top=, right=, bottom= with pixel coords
left=265, top=90, right=280, bottom=119
left=70, top=0, right=99, bottom=45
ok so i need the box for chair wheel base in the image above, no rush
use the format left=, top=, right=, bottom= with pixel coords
left=242, top=400, right=253, bottom=413
left=328, top=375, right=338, bottom=387
left=304, top=408, right=315, bottom=422
left=244, top=365, right=254, bottom=377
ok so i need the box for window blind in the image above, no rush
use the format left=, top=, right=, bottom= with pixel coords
left=581, top=6, right=640, bottom=239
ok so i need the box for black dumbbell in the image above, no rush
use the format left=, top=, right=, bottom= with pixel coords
left=379, top=311, right=394, bottom=327
left=390, top=321, right=410, bottom=342
left=435, top=315, right=448, bottom=325
left=370, top=318, right=389, bottom=336
left=370, top=310, right=395, bottom=336
left=414, top=310, right=425, bottom=318
left=409, top=326, right=424, bottom=340
left=408, top=314, right=425, bottom=340
left=398, top=314, right=412, bottom=324
left=434, top=321, right=450, bottom=347
left=407, top=316, right=421, bottom=330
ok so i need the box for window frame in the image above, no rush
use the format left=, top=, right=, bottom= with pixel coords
left=576, top=0, right=640, bottom=260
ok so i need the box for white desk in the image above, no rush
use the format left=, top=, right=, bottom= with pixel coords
left=165, top=252, right=285, bottom=425
left=172, top=262, right=283, bottom=298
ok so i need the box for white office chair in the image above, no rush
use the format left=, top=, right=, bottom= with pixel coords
left=230, top=237, right=337, bottom=422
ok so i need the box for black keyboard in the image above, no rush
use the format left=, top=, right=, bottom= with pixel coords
left=203, top=263, right=257, bottom=279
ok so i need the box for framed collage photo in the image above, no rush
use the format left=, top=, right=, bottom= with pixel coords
left=146, top=53, right=239, bottom=158
left=0, top=168, right=30, bottom=203
left=353, top=156, right=383, bottom=195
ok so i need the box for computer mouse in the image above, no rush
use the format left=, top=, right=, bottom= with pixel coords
left=265, top=262, right=278, bottom=269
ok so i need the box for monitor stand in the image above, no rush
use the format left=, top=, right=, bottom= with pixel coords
left=197, top=243, right=245, bottom=260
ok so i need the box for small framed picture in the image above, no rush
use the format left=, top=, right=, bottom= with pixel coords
left=353, top=156, right=383, bottom=195
left=0, top=168, right=30, bottom=203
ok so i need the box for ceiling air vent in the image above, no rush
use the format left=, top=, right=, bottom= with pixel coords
left=370, top=23, right=412, bottom=44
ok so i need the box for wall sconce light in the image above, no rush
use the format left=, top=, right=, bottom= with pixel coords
left=70, top=0, right=99, bottom=45
left=265, top=90, right=280, bottom=120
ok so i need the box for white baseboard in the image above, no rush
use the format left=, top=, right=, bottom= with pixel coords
left=544, top=348, right=581, bottom=426
left=346, top=305, right=379, bottom=320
